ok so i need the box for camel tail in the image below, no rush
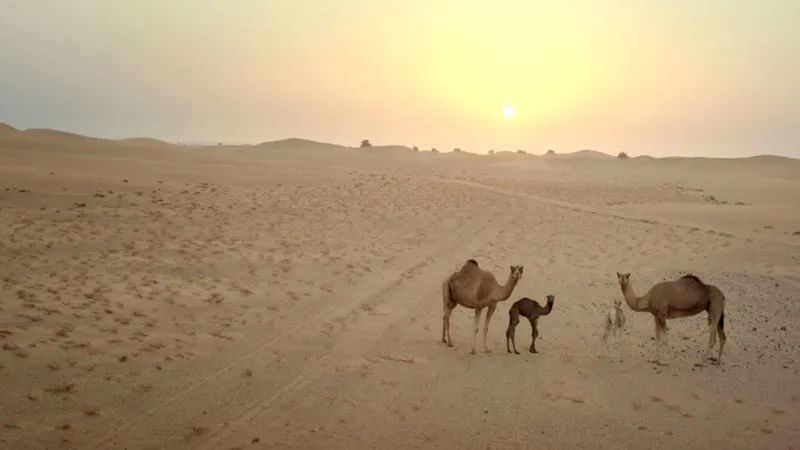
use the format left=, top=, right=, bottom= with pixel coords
left=719, top=310, right=725, bottom=332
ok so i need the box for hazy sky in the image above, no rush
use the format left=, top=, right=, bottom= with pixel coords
left=1, top=1, right=798, bottom=157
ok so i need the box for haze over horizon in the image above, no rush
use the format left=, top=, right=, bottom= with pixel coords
left=1, top=1, right=799, bottom=158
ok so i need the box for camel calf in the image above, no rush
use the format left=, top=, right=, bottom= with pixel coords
left=602, top=299, right=626, bottom=342
left=506, top=295, right=555, bottom=354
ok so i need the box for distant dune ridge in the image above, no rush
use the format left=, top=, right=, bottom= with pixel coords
left=0, top=122, right=797, bottom=164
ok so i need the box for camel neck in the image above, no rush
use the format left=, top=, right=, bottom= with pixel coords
left=621, top=283, right=647, bottom=311
left=496, top=277, right=518, bottom=301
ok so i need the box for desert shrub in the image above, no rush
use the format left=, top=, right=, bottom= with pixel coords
left=545, top=149, right=555, bottom=156
left=431, top=148, right=439, bottom=153
left=617, top=152, right=629, bottom=160
left=412, top=146, right=419, bottom=152
left=488, top=149, right=495, bottom=155
left=517, top=149, right=526, bottom=154
left=360, top=139, right=372, bottom=148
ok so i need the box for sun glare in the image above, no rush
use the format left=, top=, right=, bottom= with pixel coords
left=502, top=105, right=517, bottom=119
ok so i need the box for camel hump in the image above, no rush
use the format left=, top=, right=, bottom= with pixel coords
left=681, top=274, right=706, bottom=287
left=465, top=259, right=479, bottom=267
left=681, top=274, right=711, bottom=296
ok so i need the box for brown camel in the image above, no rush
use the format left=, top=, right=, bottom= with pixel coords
left=442, top=260, right=523, bottom=354
left=616, top=272, right=726, bottom=365
left=506, top=295, right=555, bottom=354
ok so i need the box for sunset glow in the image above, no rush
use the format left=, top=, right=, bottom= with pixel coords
left=502, top=105, right=517, bottom=120
left=0, top=1, right=798, bottom=157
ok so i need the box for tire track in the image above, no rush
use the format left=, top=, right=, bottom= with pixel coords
left=87, top=198, right=510, bottom=449
left=195, top=201, right=517, bottom=449
left=432, top=176, right=800, bottom=248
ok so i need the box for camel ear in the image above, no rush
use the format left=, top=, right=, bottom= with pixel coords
left=625, top=273, right=631, bottom=277
left=616, top=272, right=621, bottom=277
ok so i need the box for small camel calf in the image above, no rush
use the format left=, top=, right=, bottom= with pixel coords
left=506, top=295, right=555, bottom=354
left=602, top=299, right=626, bottom=342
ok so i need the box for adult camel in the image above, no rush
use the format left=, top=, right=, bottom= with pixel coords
left=442, top=259, right=523, bottom=354
left=616, top=272, right=726, bottom=365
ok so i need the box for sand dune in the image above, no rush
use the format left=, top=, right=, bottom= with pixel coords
left=0, top=125, right=798, bottom=449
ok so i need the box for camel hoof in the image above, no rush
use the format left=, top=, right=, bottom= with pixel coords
left=514, top=351, right=520, bottom=355
left=706, top=356, right=718, bottom=362
left=447, top=343, right=454, bottom=348
left=484, top=349, right=492, bottom=354
left=470, top=349, right=477, bottom=355
left=711, top=360, right=722, bottom=366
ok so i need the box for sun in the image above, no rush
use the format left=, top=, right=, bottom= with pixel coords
left=502, top=104, right=517, bottom=119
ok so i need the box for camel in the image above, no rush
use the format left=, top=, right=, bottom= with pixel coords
left=601, top=299, right=626, bottom=343
left=442, top=260, right=523, bottom=354
left=616, top=272, right=726, bottom=365
left=506, top=295, right=555, bottom=354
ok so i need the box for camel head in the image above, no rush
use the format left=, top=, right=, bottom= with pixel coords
left=614, top=298, right=623, bottom=309
left=546, top=294, right=555, bottom=305
left=509, top=265, right=524, bottom=281
left=616, top=272, right=631, bottom=286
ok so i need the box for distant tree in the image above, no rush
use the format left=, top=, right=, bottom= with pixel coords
left=412, top=146, right=419, bottom=152
left=617, top=151, right=629, bottom=160
left=360, top=139, right=372, bottom=148
left=517, top=149, right=526, bottom=154
left=431, top=148, right=439, bottom=154
left=488, top=149, right=495, bottom=155
left=453, top=147, right=462, bottom=153
left=545, top=149, right=556, bottom=156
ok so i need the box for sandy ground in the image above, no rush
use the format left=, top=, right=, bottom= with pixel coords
left=1, top=126, right=799, bottom=449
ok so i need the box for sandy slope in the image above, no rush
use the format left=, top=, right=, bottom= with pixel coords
left=0, top=127, right=799, bottom=449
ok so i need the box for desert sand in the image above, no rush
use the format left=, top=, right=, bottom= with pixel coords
left=1, top=124, right=799, bottom=449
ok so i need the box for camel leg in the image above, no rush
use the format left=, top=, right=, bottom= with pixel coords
left=652, top=315, right=661, bottom=363
left=656, top=312, right=669, bottom=364
left=441, top=306, right=448, bottom=344
left=716, top=311, right=726, bottom=365
left=442, top=302, right=455, bottom=347
left=704, top=319, right=717, bottom=361
left=471, top=308, right=483, bottom=355
left=483, top=304, right=496, bottom=353
left=529, top=319, right=539, bottom=353
left=506, top=315, right=520, bottom=354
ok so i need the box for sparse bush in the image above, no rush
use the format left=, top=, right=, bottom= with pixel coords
left=453, top=147, right=462, bottom=153
left=617, top=152, right=629, bottom=160
left=545, top=149, right=556, bottom=156
left=431, top=148, right=439, bottom=153
left=360, top=139, right=372, bottom=148
left=488, top=149, right=495, bottom=155
left=412, top=146, right=419, bottom=152
left=517, top=149, right=526, bottom=154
